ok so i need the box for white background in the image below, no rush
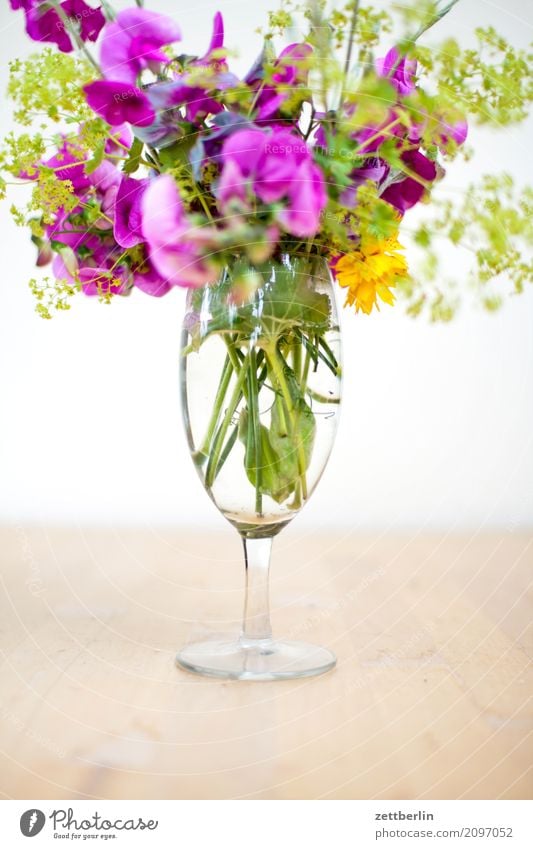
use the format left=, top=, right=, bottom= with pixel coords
left=0, top=0, right=531, bottom=532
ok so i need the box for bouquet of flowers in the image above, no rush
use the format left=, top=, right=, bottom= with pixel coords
left=3, top=0, right=531, bottom=319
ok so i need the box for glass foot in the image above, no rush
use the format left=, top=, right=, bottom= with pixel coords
left=176, top=637, right=336, bottom=681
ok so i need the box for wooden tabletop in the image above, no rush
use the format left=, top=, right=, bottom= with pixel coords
left=0, top=526, right=531, bottom=800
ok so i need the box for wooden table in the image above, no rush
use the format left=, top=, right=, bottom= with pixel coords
left=0, top=526, right=531, bottom=800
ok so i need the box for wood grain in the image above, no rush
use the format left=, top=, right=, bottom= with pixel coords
left=0, top=526, right=531, bottom=799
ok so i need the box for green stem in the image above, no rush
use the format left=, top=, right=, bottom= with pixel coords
left=409, top=0, right=461, bottom=43
left=205, top=352, right=250, bottom=489
left=342, top=1, right=360, bottom=83
left=47, top=1, right=101, bottom=74
left=308, top=388, right=340, bottom=405
left=301, top=341, right=312, bottom=395
left=265, top=345, right=308, bottom=501
left=291, top=335, right=302, bottom=382
left=248, top=347, right=263, bottom=516
left=197, top=354, right=233, bottom=458
left=300, top=332, right=339, bottom=377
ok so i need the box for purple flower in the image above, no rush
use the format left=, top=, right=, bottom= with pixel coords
left=113, top=175, right=148, bottom=248
left=83, top=80, right=155, bottom=126
left=381, top=149, right=437, bottom=213
left=340, top=158, right=390, bottom=207
left=148, top=80, right=225, bottom=125
left=105, top=123, right=133, bottom=155
left=248, top=43, right=313, bottom=122
left=21, top=1, right=105, bottom=53
left=79, top=266, right=130, bottom=296
left=99, top=9, right=182, bottom=84
left=408, top=113, right=468, bottom=151
left=376, top=47, right=417, bottom=97
left=52, top=236, right=131, bottom=296
left=141, top=174, right=219, bottom=288
left=217, top=128, right=326, bottom=238
left=202, top=10, right=224, bottom=60
left=43, top=139, right=92, bottom=193
left=354, top=109, right=404, bottom=153
left=147, top=14, right=238, bottom=124
left=438, top=118, right=468, bottom=148
left=133, top=260, right=172, bottom=297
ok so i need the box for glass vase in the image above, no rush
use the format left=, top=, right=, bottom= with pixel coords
left=176, top=253, right=342, bottom=680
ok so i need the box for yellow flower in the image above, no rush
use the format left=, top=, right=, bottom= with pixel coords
left=334, top=233, right=408, bottom=314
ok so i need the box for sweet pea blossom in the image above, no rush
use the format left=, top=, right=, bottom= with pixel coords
left=99, top=8, right=182, bottom=84
left=43, top=139, right=92, bottom=193
left=78, top=266, right=130, bottom=296
left=147, top=13, right=239, bottom=125
left=381, top=149, right=437, bottom=213
left=13, top=0, right=105, bottom=53
left=52, top=237, right=130, bottom=296
left=217, top=128, right=326, bottom=238
left=83, top=80, right=155, bottom=127
left=132, top=260, right=172, bottom=297
left=376, top=47, right=417, bottom=97
left=141, top=175, right=219, bottom=288
left=246, top=43, right=313, bottom=122
left=113, top=175, right=149, bottom=248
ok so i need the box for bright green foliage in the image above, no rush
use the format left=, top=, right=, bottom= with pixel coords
left=28, top=275, right=80, bottom=319
left=415, top=29, right=533, bottom=126
left=402, top=175, right=533, bottom=320
left=7, top=49, right=96, bottom=126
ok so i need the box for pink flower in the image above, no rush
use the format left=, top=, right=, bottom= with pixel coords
left=113, top=175, right=149, bottom=248
left=376, top=47, right=417, bottom=97
left=147, top=13, right=239, bottom=124
left=141, top=174, right=219, bottom=288
left=381, top=149, right=437, bottom=213
left=99, top=8, right=182, bottom=84
left=217, top=128, right=326, bottom=237
left=246, top=43, right=313, bottom=122
left=19, top=1, right=105, bottom=53
left=78, top=267, right=129, bottom=296
left=83, top=80, right=155, bottom=127
left=133, top=260, right=172, bottom=297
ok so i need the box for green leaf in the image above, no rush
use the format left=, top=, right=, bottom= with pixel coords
left=84, top=140, right=105, bottom=175
left=238, top=357, right=316, bottom=505
left=123, top=137, right=143, bottom=175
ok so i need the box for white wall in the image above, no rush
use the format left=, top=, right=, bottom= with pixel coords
left=0, top=0, right=531, bottom=531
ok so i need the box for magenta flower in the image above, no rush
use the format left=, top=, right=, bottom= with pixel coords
left=99, top=9, right=182, bottom=84
left=105, top=123, right=133, bottom=156
left=43, top=139, right=92, bottom=193
left=218, top=128, right=326, bottom=238
left=438, top=118, right=468, bottom=148
left=18, top=1, right=105, bottom=53
left=83, top=80, right=155, bottom=127
left=113, top=175, right=149, bottom=248
left=147, top=13, right=238, bottom=124
left=141, top=175, right=219, bottom=288
left=52, top=234, right=131, bottom=296
left=189, top=10, right=225, bottom=69
left=381, top=149, right=437, bottom=213
left=78, top=266, right=130, bottom=296
left=247, top=43, right=313, bottom=122
left=148, top=79, right=227, bottom=125
left=133, top=260, right=172, bottom=297
left=376, top=47, right=417, bottom=97
left=408, top=113, right=468, bottom=151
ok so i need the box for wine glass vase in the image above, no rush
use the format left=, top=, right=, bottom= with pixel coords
left=176, top=254, right=342, bottom=680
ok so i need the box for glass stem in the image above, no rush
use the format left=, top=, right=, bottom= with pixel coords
left=240, top=536, right=273, bottom=645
